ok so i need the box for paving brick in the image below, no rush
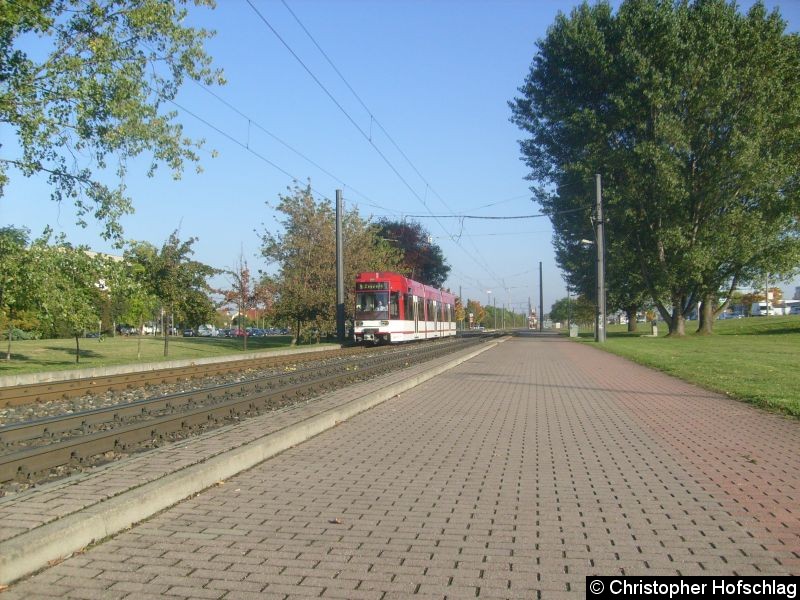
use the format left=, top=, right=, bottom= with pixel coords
left=64, top=590, right=127, bottom=600
left=5, top=336, right=799, bottom=598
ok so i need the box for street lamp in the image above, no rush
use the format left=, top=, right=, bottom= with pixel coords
left=579, top=172, right=607, bottom=343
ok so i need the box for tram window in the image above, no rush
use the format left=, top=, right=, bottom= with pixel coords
left=404, top=294, right=414, bottom=320
left=356, top=292, right=389, bottom=316
left=390, top=293, right=400, bottom=318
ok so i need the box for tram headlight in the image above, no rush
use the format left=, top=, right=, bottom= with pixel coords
left=355, top=321, right=363, bottom=326
left=380, top=320, right=389, bottom=325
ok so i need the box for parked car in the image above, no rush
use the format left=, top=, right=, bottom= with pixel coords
left=232, top=328, right=248, bottom=337
left=183, top=329, right=195, bottom=337
left=197, top=324, right=217, bottom=337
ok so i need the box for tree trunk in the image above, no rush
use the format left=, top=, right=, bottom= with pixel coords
left=667, top=301, right=687, bottom=336
left=74, top=335, right=80, bottom=363
left=626, top=306, right=638, bottom=332
left=6, top=323, right=12, bottom=361
left=163, top=311, right=169, bottom=357
left=697, top=296, right=715, bottom=335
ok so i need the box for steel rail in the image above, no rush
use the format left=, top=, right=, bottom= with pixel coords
left=0, top=347, right=370, bottom=409
left=0, top=338, right=481, bottom=483
left=0, top=345, right=404, bottom=446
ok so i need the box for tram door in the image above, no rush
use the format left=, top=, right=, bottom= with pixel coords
left=432, top=301, right=438, bottom=337
left=413, top=296, right=419, bottom=337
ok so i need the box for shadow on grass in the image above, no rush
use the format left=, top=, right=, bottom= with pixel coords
left=0, top=353, right=32, bottom=363
left=44, top=346, right=103, bottom=359
left=167, top=336, right=295, bottom=352
left=718, top=326, right=800, bottom=336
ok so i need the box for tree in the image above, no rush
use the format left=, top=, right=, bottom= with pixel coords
left=125, top=231, right=217, bottom=356
left=260, top=183, right=402, bottom=343
left=454, top=296, right=466, bottom=328
left=221, top=253, right=266, bottom=351
left=1, top=0, right=224, bottom=242
left=376, top=220, right=450, bottom=287
left=121, top=278, right=159, bottom=360
left=0, top=226, right=33, bottom=359
left=549, top=297, right=572, bottom=326
left=466, top=299, right=484, bottom=329
left=510, top=0, right=800, bottom=336
left=98, top=255, right=160, bottom=358
left=31, top=236, right=102, bottom=362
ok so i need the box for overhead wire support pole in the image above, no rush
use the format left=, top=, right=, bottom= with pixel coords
left=336, top=190, right=345, bottom=342
left=595, top=174, right=607, bottom=343
left=539, top=262, right=544, bottom=332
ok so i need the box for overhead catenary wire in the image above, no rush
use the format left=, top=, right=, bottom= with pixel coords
left=167, top=98, right=334, bottom=203
left=250, top=1, right=599, bottom=303
left=12, top=0, right=588, bottom=305
left=249, top=0, right=508, bottom=290
left=279, top=0, right=440, bottom=200
left=8, top=0, right=401, bottom=216
left=244, top=1, right=431, bottom=213
left=402, top=205, right=591, bottom=220
left=187, top=80, right=395, bottom=214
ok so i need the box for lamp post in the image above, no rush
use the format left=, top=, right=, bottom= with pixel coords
left=486, top=291, right=492, bottom=329
left=595, top=174, right=606, bottom=343
left=580, top=173, right=607, bottom=343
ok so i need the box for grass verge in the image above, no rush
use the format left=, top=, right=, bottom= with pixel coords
left=571, top=316, right=800, bottom=416
left=0, top=335, right=335, bottom=377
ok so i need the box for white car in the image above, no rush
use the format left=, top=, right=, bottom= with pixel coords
left=197, top=324, right=218, bottom=337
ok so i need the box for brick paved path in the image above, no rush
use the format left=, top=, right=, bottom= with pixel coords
left=4, top=336, right=798, bottom=599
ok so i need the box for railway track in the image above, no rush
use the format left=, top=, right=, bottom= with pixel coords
left=0, top=337, right=483, bottom=485
left=0, top=346, right=370, bottom=409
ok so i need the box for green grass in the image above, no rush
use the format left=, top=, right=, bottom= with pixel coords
left=571, top=316, right=800, bottom=416
left=0, top=335, right=334, bottom=377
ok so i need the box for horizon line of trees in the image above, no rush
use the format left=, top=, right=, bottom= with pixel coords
left=0, top=226, right=224, bottom=362
left=0, top=182, right=460, bottom=357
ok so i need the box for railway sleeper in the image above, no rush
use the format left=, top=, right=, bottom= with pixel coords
left=0, top=340, right=482, bottom=484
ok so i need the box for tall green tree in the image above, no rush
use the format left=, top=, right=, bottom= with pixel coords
left=125, top=231, right=217, bottom=356
left=1, top=0, right=224, bottom=242
left=466, top=299, right=484, bottom=329
left=260, top=183, right=402, bottom=343
left=376, top=219, right=450, bottom=287
left=0, top=226, right=33, bottom=359
left=31, top=235, right=102, bottom=362
left=510, top=0, right=800, bottom=336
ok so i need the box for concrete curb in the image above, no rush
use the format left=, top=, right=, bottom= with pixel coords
left=0, top=344, right=340, bottom=387
left=0, top=341, right=498, bottom=585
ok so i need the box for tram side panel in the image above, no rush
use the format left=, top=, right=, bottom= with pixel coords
left=353, top=272, right=456, bottom=344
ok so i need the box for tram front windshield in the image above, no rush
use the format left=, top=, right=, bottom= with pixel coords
left=356, top=292, right=389, bottom=318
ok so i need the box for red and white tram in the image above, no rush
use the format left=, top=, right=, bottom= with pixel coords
left=353, top=272, right=457, bottom=344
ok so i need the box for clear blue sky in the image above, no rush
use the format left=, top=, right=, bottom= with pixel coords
left=2, top=0, right=799, bottom=314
